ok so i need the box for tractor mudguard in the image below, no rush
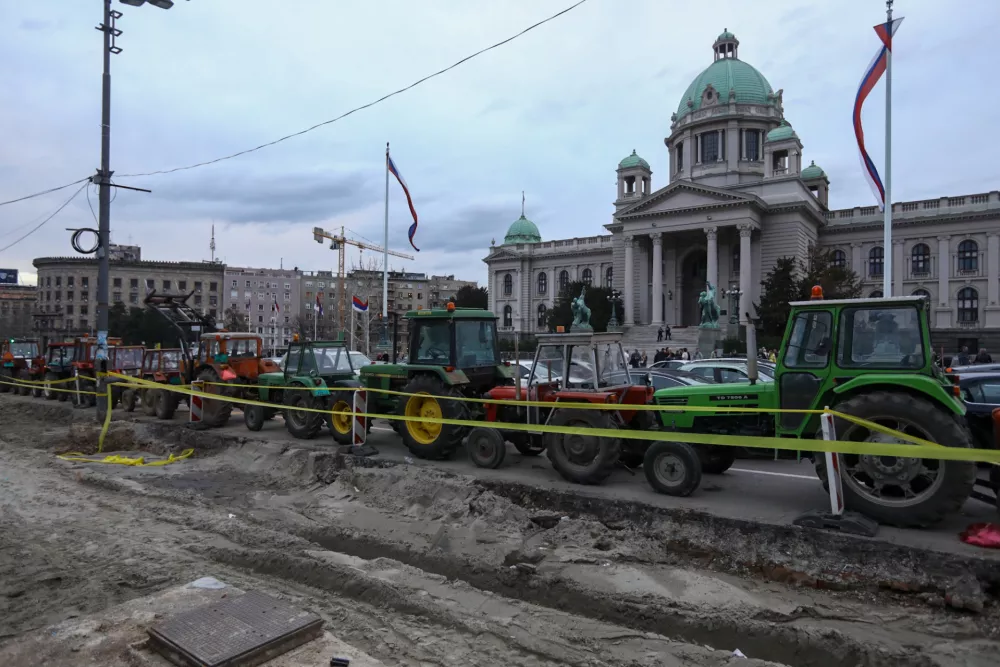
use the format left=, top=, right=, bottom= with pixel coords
left=329, top=378, right=363, bottom=390
left=832, top=374, right=965, bottom=416
left=405, top=365, right=469, bottom=386
left=220, top=368, right=238, bottom=381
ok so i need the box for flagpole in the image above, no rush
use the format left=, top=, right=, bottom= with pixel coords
left=350, top=305, right=355, bottom=350
left=882, top=0, right=893, bottom=297
left=382, top=142, right=390, bottom=328
left=313, top=301, right=317, bottom=340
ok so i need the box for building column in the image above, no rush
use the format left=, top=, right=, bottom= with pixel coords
left=988, top=233, right=1000, bottom=307
left=937, top=235, right=950, bottom=307
left=851, top=243, right=863, bottom=277
left=651, top=233, right=663, bottom=324
left=624, top=235, right=635, bottom=325
left=704, top=226, right=718, bottom=291
left=892, top=240, right=905, bottom=296
left=738, top=224, right=753, bottom=324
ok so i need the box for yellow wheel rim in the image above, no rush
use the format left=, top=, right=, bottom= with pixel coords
left=331, top=400, right=352, bottom=434
left=404, top=392, right=443, bottom=445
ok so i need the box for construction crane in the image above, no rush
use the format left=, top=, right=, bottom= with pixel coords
left=312, top=226, right=414, bottom=339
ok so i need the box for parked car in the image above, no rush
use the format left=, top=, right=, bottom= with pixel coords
left=677, top=360, right=775, bottom=384
left=958, top=371, right=1000, bottom=449
left=348, top=351, right=373, bottom=376
left=605, top=368, right=714, bottom=390
left=650, top=359, right=685, bottom=370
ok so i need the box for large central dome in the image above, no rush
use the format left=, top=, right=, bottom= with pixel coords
left=675, top=30, right=776, bottom=120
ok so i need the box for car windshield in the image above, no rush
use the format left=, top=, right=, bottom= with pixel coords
left=455, top=320, right=498, bottom=367
left=9, top=343, right=37, bottom=357
left=114, top=348, right=143, bottom=369
left=49, top=346, right=74, bottom=363
left=838, top=305, right=924, bottom=368
left=349, top=352, right=371, bottom=369
left=566, top=345, right=595, bottom=387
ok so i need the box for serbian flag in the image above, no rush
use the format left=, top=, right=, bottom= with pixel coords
left=387, top=150, right=420, bottom=252
left=352, top=296, right=368, bottom=312
left=315, top=293, right=323, bottom=316
left=272, top=295, right=280, bottom=313
left=853, top=16, right=903, bottom=211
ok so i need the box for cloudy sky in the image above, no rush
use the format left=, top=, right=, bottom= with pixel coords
left=1, top=0, right=997, bottom=287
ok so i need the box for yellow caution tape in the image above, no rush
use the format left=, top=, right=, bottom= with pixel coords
left=57, top=448, right=194, bottom=467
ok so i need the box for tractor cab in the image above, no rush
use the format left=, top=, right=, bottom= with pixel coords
left=111, top=345, right=145, bottom=377
left=405, top=305, right=503, bottom=388
left=45, top=342, right=76, bottom=372
left=141, top=348, right=184, bottom=383
left=2, top=339, right=40, bottom=365
left=0, top=338, right=44, bottom=395
left=198, top=332, right=278, bottom=382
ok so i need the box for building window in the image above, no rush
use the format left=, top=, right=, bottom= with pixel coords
left=130, top=294, right=138, bottom=305
left=742, top=129, right=761, bottom=161
left=67, top=276, right=75, bottom=287
left=258, top=304, right=264, bottom=311
left=559, top=270, right=569, bottom=292
left=231, top=280, right=237, bottom=288
left=194, top=295, right=202, bottom=305
left=80, top=305, right=89, bottom=315
left=209, top=295, right=218, bottom=306
left=957, top=287, right=979, bottom=322
left=209, top=282, right=218, bottom=291
left=605, top=266, right=613, bottom=287
left=912, top=289, right=930, bottom=300
left=284, top=293, right=290, bottom=302
left=284, top=283, right=291, bottom=290
left=700, top=131, right=720, bottom=163
left=179, top=281, right=187, bottom=291
left=582, top=268, right=593, bottom=286
left=81, top=277, right=88, bottom=288
left=55, top=276, right=61, bottom=287
left=112, top=277, right=121, bottom=288
left=911, top=243, right=930, bottom=274
left=503, top=305, right=512, bottom=328
left=869, top=290, right=883, bottom=298
left=537, top=272, right=547, bottom=295
left=146, top=279, right=155, bottom=291
left=113, top=292, right=122, bottom=303
left=957, top=239, right=978, bottom=273
left=66, top=290, right=74, bottom=301
left=163, top=280, right=172, bottom=291
left=868, top=246, right=884, bottom=277
left=55, top=291, right=61, bottom=301
left=537, top=303, right=547, bottom=328
left=80, top=291, right=88, bottom=301
left=80, top=318, right=88, bottom=329
left=194, top=281, right=202, bottom=292
left=284, top=316, right=290, bottom=323
left=65, top=305, right=74, bottom=315
left=130, top=278, right=139, bottom=289
left=503, top=273, right=513, bottom=296
left=831, top=249, right=846, bottom=269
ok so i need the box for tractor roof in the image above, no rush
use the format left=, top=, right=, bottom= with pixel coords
left=788, top=295, right=926, bottom=308
left=535, top=331, right=624, bottom=346
left=405, top=308, right=496, bottom=320
left=199, top=332, right=261, bottom=341
left=298, top=339, right=348, bottom=348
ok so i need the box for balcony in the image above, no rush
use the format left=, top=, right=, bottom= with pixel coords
left=825, top=190, right=998, bottom=222
left=951, top=252, right=986, bottom=278
left=905, top=256, right=935, bottom=280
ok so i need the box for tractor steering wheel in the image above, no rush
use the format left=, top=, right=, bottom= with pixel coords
left=427, top=347, right=448, bottom=360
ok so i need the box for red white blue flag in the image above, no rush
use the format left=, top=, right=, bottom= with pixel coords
left=272, top=295, right=280, bottom=313
left=315, top=293, right=323, bottom=317
left=352, top=296, right=368, bottom=312
left=853, top=16, right=903, bottom=211
left=387, top=151, right=420, bottom=252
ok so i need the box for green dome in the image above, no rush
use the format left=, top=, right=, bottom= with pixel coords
left=766, top=120, right=797, bottom=142
left=676, top=56, right=775, bottom=120
left=618, top=149, right=650, bottom=170
left=717, top=29, right=736, bottom=41
left=503, top=214, right=541, bottom=245
left=801, top=160, right=826, bottom=180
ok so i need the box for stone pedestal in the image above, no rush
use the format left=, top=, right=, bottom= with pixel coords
left=697, top=327, right=723, bottom=359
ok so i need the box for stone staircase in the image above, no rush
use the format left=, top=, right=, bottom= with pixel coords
left=621, top=324, right=701, bottom=360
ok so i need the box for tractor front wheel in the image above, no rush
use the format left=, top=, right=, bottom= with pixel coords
left=244, top=404, right=265, bottom=432
left=283, top=389, right=322, bottom=439
left=196, top=369, right=233, bottom=427
left=43, top=372, right=59, bottom=401
left=544, top=408, right=620, bottom=485
left=467, top=427, right=507, bottom=469
left=329, top=392, right=356, bottom=445
left=817, top=391, right=976, bottom=528
left=398, top=375, right=468, bottom=460
left=644, top=441, right=702, bottom=497
left=122, top=388, right=137, bottom=412
left=155, top=389, right=179, bottom=420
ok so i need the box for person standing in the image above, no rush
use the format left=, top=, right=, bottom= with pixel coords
left=664, top=325, right=672, bottom=341
left=657, top=326, right=664, bottom=342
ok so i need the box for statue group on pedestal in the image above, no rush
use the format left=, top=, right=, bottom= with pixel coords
left=571, top=286, right=593, bottom=331
left=698, top=281, right=720, bottom=328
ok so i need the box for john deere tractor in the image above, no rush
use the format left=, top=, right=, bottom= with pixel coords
left=649, top=291, right=978, bottom=528
left=250, top=338, right=364, bottom=442
left=358, top=304, right=513, bottom=460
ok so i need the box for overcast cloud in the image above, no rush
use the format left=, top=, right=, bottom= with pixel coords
left=1, top=0, right=998, bottom=286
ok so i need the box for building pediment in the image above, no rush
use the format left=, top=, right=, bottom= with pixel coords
left=482, top=247, right=521, bottom=263
left=616, top=180, right=761, bottom=220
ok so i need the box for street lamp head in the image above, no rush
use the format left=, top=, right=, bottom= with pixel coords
left=120, top=0, right=176, bottom=8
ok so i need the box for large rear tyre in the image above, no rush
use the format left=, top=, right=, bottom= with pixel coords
left=816, top=391, right=976, bottom=528
left=697, top=446, right=737, bottom=475
left=141, top=388, right=158, bottom=416
left=329, top=392, right=356, bottom=445
left=122, top=388, right=137, bottom=413
left=545, top=408, right=620, bottom=485
left=18, top=370, right=32, bottom=397
left=284, top=389, right=322, bottom=439
left=467, top=427, right=507, bottom=469
left=398, top=375, right=468, bottom=460
left=644, top=441, right=702, bottom=497
left=155, top=389, right=179, bottom=420
left=196, top=369, right=233, bottom=427
left=244, top=404, right=265, bottom=432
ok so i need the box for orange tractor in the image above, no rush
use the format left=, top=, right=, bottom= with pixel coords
left=1, top=338, right=44, bottom=397
left=194, top=332, right=280, bottom=427
left=70, top=335, right=122, bottom=406
left=475, top=331, right=699, bottom=492
left=108, top=345, right=146, bottom=410
left=42, top=341, right=77, bottom=401
left=127, top=347, right=186, bottom=418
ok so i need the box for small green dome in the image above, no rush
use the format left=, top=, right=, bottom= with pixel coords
left=676, top=55, right=775, bottom=120
left=503, top=214, right=541, bottom=245
left=618, top=150, right=650, bottom=170
left=801, top=160, right=826, bottom=180
left=766, top=120, right=797, bottom=142
left=717, top=29, right=736, bottom=41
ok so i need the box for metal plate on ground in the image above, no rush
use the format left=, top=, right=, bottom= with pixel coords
left=147, top=590, right=324, bottom=667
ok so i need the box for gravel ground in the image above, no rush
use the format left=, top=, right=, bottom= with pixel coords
left=1, top=395, right=999, bottom=667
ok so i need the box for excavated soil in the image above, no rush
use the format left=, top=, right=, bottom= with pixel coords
left=1, top=395, right=999, bottom=666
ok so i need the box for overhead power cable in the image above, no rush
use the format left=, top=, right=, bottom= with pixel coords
left=0, top=177, right=91, bottom=207
left=0, top=182, right=88, bottom=254
left=117, top=0, right=589, bottom=178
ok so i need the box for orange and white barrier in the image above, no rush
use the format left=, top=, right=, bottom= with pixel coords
left=353, top=389, right=367, bottom=445
left=190, top=380, right=204, bottom=423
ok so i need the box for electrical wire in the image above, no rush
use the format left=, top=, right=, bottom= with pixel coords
left=0, top=182, right=88, bottom=254
left=86, top=182, right=99, bottom=225
left=0, top=177, right=91, bottom=207
left=117, top=0, right=589, bottom=179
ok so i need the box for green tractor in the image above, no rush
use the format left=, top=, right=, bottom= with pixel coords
left=359, top=305, right=513, bottom=460
left=649, top=291, right=978, bottom=528
left=250, top=338, right=365, bottom=443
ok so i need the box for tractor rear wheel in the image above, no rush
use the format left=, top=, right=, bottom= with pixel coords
left=329, top=391, right=356, bottom=445
left=817, top=391, right=976, bottom=528
left=18, top=370, right=32, bottom=396
left=283, top=389, right=322, bottom=439
left=545, top=408, right=620, bottom=485
left=644, top=441, right=702, bottom=497
left=122, top=388, right=137, bottom=412
left=398, top=375, right=468, bottom=460
left=196, top=369, right=233, bottom=427
left=155, top=389, right=179, bottom=420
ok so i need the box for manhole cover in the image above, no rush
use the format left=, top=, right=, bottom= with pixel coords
left=148, top=590, right=324, bottom=667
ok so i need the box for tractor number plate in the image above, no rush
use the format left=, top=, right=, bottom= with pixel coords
left=710, top=394, right=754, bottom=401
left=313, top=388, right=330, bottom=397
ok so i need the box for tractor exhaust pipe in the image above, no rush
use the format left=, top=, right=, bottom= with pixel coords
left=745, top=312, right=758, bottom=386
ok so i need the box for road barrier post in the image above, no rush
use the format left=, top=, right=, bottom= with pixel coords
left=820, top=411, right=845, bottom=516
left=343, top=388, right=377, bottom=457
left=190, top=380, right=204, bottom=424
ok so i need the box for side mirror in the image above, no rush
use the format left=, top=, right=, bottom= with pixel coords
left=644, top=372, right=652, bottom=387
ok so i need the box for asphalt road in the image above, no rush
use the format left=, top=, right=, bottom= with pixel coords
left=128, top=405, right=1000, bottom=562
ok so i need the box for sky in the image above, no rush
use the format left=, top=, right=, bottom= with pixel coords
left=1, top=0, right=998, bottom=288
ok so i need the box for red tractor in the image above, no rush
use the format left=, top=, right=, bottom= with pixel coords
left=129, top=347, right=186, bottom=417
left=476, top=331, right=701, bottom=493
left=0, top=338, right=44, bottom=397
left=70, top=335, right=122, bottom=406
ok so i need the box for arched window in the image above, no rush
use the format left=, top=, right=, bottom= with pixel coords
left=912, top=288, right=930, bottom=300
left=559, top=270, right=569, bottom=292
left=503, top=273, right=512, bottom=296
left=958, top=240, right=979, bottom=273
left=502, top=305, right=513, bottom=327
left=831, top=249, right=846, bottom=269
left=605, top=266, right=613, bottom=287
left=911, top=243, right=930, bottom=274
left=537, top=303, right=547, bottom=328
left=868, top=247, right=884, bottom=277
left=537, top=272, right=547, bottom=295
left=869, top=290, right=883, bottom=298
left=957, top=287, right=979, bottom=322
left=581, top=268, right=593, bottom=286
